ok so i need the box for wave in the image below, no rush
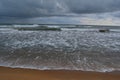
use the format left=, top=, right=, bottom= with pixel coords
left=1, top=24, right=120, bottom=31
left=0, top=25, right=120, bottom=72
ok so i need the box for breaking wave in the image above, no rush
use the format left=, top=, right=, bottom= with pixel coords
left=0, top=25, right=120, bottom=72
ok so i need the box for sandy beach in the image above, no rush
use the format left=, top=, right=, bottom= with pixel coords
left=0, top=66, right=119, bottom=80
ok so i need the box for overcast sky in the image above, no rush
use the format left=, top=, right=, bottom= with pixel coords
left=0, top=0, right=120, bottom=25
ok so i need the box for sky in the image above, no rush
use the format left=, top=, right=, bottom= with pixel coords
left=0, top=0, right=120, bottom=25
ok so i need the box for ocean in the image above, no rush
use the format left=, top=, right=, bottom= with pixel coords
left=0, top=24, right=120, bottom=72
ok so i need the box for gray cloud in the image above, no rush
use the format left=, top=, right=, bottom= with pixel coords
left=65, top=0, right=120, bottom=13
left=0, top=17, right=81, bottom=24
left=0, top=0, right=120, bottom=18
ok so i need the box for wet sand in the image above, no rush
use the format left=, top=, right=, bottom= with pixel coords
left=0, top=66, right=120, bottom=80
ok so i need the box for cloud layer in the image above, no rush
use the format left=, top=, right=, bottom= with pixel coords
left=0, top=0, right=120, bottom=18
left=0, top=0, right=120, bottom=25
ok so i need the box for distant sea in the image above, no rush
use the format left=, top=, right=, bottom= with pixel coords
left=0, top=24, right=120, bottom=72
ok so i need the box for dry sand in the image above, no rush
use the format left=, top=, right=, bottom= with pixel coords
left=0, top=66, right=120, bottom=80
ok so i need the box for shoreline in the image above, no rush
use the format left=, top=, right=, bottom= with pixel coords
left=0, top=66, right=120, bottom=80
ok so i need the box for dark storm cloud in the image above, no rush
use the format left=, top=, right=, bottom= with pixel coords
left=0, top=0, right=120, bottom=18
left=65, top=0, right=120, bottom=14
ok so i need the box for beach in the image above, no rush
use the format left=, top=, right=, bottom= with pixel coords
left=0, top=66, right=120, bottom=80
left=1, top=0, right=120, bottom=78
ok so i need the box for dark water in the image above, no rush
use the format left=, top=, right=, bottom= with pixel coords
left=0, top=25, right=120, bottom=72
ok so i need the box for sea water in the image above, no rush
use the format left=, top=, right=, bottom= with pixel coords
left=0, top=24, right=120, bottom=72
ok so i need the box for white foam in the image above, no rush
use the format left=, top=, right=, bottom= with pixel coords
left=0, top=64, right=119, bottom=73
left=61, top=28, right=98, bottom=31
left=48, top=25, right=61, bottom=28
left=13, top=24, right=39, bottom=28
